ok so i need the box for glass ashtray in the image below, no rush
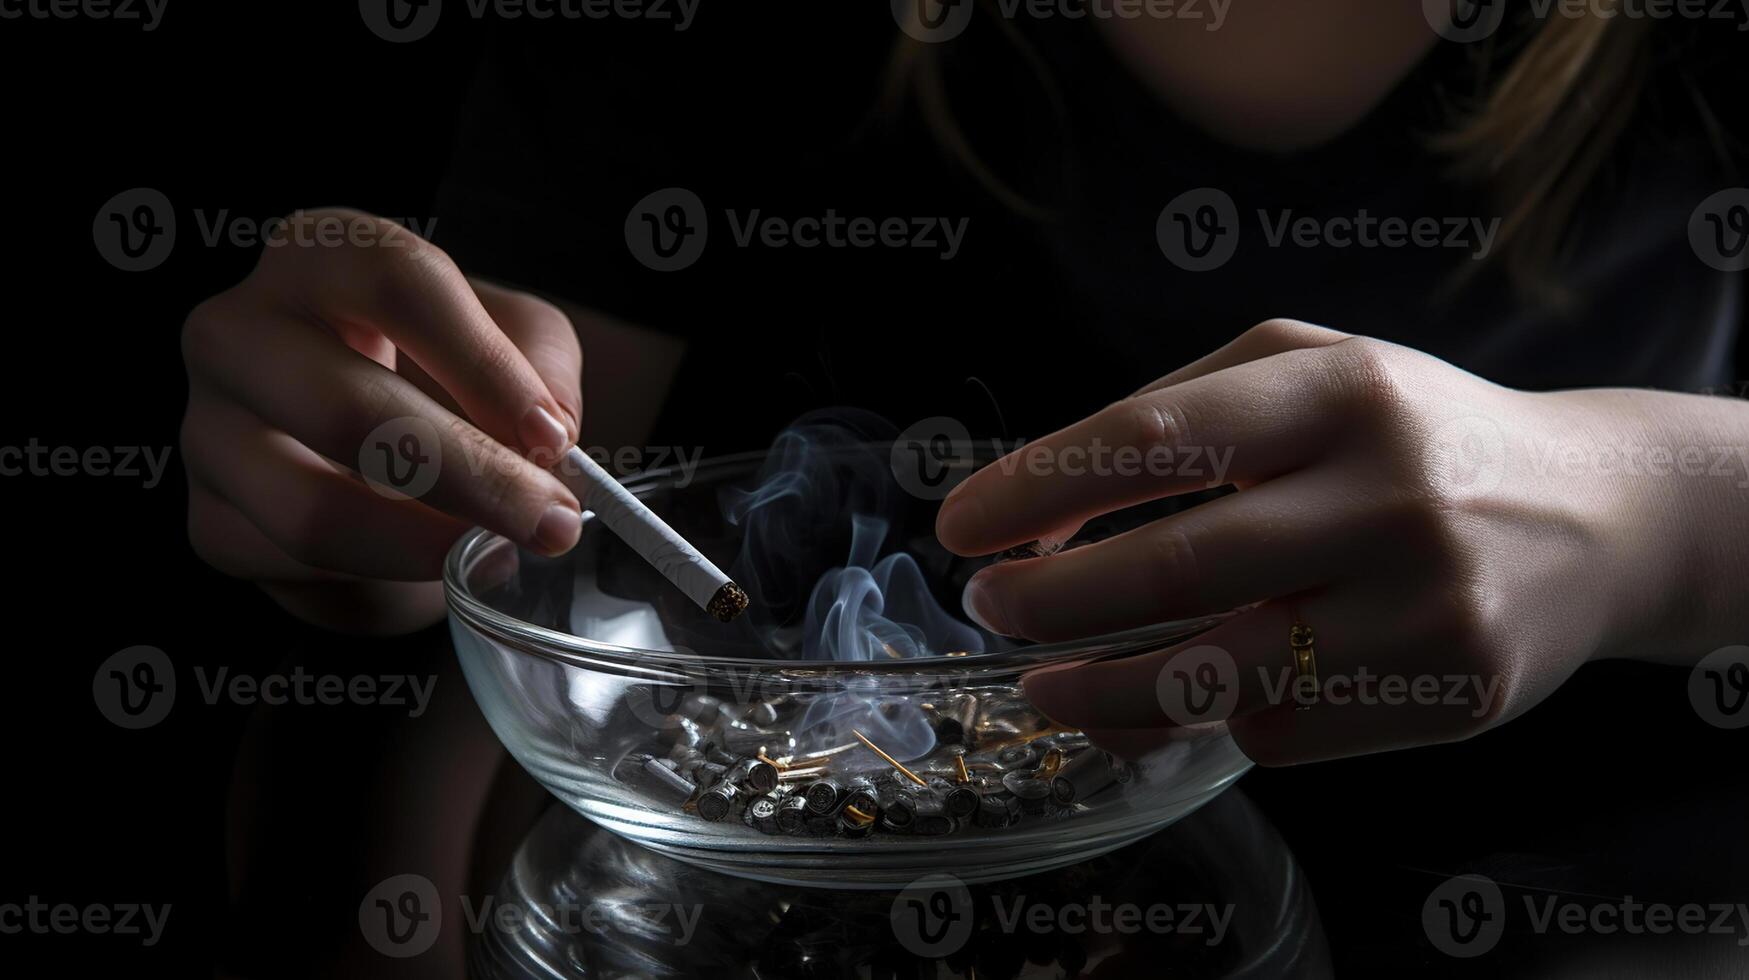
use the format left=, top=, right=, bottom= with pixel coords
left=446, top=438, right=1250, bottom=887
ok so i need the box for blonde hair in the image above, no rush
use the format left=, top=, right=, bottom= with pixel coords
left=886, top=9, right=1657, bottom=305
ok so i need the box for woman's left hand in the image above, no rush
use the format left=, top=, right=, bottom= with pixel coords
left=936, top=319, right=1744, bottom=764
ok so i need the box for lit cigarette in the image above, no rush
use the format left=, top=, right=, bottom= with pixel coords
left=556, top=446, right=748, bottom=622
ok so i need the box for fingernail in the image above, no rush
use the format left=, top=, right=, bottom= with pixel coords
left=532, top=502, right=582, bottom=556
left=962, top=573, right=1011, bottom=636
left=520, top=405, right=570, bottom=459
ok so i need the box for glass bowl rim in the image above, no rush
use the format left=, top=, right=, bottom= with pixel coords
left=442, top=447, right=1227, bottom=676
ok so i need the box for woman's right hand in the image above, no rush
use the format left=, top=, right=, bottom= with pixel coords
left=181, top=209, right=586, bottom=634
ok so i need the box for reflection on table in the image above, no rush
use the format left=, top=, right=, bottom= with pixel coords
left=469, top=788, right=1329, bottom=979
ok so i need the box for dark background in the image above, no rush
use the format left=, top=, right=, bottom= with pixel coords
left=3, top=3, right=1746, bottom=976
left=4, top=4, right=488, bottom=972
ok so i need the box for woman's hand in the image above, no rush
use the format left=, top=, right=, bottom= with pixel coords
left=937, top=319, right=1749, bottom=764
left=181, top=209, right=585, bottom=635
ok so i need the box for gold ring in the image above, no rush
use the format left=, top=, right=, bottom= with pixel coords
left=1290, top=622, right=1318, bottom=710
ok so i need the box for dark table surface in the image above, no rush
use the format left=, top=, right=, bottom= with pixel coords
left=206, top=624, right=1748, bottom=980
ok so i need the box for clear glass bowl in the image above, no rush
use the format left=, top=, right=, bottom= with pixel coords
left=446, top=442, right=1251, bottom=887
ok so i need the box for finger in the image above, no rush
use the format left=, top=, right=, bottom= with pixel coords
left=183, top=297, right=583, bottom=557
left=183, top=390, right=472, bottom=580
left=250, top=211, right=577, bottom=459
left=188, top=482, right=338, bottom=584
left=962, top=470, right=1357, bottom=641
left=471, top=279, right=583, bottom=440
left=937, top=343, right=1357, bottom=555
left=1132, top=318, right=1350, bottom=396
left=1077, top=726, right=1205, bottom=763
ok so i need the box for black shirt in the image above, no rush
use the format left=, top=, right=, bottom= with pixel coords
left=430, top=9, right=1743, bottom=454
